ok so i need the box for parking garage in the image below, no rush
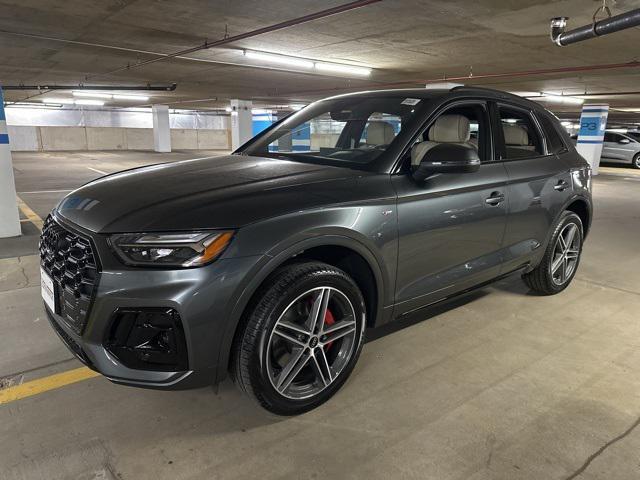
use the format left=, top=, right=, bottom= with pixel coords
left=2, top=1, right=640, bottom=479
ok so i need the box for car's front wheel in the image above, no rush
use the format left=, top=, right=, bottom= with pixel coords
left=522, top=211, right=584, bottom=295
left=633, top=153, right=640, bottom=169
left=232, top=261, right=365, bottom=415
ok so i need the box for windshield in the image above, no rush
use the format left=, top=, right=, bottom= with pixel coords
left=239, top=95, right=425, bottom=168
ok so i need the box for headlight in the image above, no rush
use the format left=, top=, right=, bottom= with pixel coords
left=109, top=231, right=234, bottom=267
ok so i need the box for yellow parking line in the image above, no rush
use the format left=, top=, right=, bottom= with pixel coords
left=0, top=367, right=100, bottom=405
left=16, top=195, right=43, bottom=231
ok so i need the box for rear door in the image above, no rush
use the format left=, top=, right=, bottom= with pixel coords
left=497, top=104, right=574, bottom=273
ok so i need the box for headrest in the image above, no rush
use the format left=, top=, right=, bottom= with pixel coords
left=367, top=121, right=396, bottom=145
left=503, top=124, right=529, bottom=146
left=428, top=115, right=470, bottom=143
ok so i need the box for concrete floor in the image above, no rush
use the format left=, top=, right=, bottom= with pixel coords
left=2, top=152, right=640, bottom=480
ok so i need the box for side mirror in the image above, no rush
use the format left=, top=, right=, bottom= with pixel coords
left=619, top=138, right=631, bottom=144
left=412, top=143, right=481, bottom=182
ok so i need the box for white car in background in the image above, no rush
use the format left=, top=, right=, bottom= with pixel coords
left=602, top=131, right=640, bottom=169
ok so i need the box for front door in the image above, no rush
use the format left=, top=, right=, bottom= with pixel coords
left=392, top=101, right=508, bottom=317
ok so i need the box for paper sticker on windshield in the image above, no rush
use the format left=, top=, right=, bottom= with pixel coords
left=401, top=98, right=421, bottom=106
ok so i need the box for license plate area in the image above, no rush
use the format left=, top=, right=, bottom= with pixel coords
left=41, top=267, right=58, bottom=313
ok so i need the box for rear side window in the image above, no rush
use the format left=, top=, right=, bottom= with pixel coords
left=498, top=106, right=544, bottom=159
left=537, top=114, right=567, bottom=154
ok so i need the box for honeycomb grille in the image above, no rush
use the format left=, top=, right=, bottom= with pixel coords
left=39, top=215, right=99, bottom=335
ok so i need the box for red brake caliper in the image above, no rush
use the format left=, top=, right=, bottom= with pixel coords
left=324, top=308, right=336, bottom=350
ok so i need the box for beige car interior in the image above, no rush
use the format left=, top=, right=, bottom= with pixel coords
left=503, top=123, right=536, bottom=158
left=365, top=121, right=396, bottom=146
left=411, top=114, right=476, bottom=166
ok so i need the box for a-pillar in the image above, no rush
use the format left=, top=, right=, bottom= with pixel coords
left=0, top=86, right=21, bottom=238
left=152, top=104, right=171, bottom=152
left=230, top=99, right=252, bottom=151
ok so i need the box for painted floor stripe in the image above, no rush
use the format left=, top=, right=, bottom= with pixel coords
left=18, top=189, right=73, bottom=194
left=0, top=367, right=100, bottom=405
left=86, top=166, right=108, bottom=175
left=16, top=195, right=43, bottom=231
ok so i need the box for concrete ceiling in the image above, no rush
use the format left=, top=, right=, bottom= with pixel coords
left=1, top=0, right=640, bottom=121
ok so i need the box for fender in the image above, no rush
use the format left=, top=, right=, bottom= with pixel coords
left=540, top=192, right=592, bottom=254
left=213, top=233, right=388, bottom=384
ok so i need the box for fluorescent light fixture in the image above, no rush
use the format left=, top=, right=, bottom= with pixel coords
left=112, top=94, right=149, bottom=101
left=42, top=98, right=75, bottom=104
left=614, top=107, right=640, bottom=112
left=252, top=108, right=273, bottom=115
left=540, top=93, right=584, bottom=105
left=289, top=104, right=306, bottom=111
left=244, top=50, right=314, bottom=69
left=607, top=128, right=628, bottom=133
left=315, top=62, right=371, bottom=76
left=73, top=91, right=112, bottom=99
left=505, top=118, right=518, bottom=124
left=225, top=106, right=232, bottom=112
left=243, top=50, right=372, bottom=77
left=561, top=121, right=573, bottom=127
left=75, top=99, right=105, bottom=106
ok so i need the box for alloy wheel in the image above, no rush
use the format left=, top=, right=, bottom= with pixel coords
left=550, top=223, right=581, bottom=286
left=266, top=287, right=359, bottom=400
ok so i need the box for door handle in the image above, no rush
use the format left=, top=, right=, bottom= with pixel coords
left=485, top=192, right=505, bottom=206
left=554, top=180, right=569, bottom=192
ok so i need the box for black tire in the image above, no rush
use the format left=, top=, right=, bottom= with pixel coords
left=522, top=211, right=583, bottom=295
left=231, top=261, right=366, bottom=415
left=633, top=153, right=640, bottom=169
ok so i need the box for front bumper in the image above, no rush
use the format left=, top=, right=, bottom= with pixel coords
left=44, top=227, right=263, bottom=389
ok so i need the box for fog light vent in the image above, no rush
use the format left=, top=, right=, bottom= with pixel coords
left=105, top=308, right=188, bottom=371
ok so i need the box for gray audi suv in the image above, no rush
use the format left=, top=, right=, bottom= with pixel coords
left=40, top=87, right=592, bottom=414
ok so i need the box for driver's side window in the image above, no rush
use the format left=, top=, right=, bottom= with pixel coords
left=407, top=102, right=490, bottom=170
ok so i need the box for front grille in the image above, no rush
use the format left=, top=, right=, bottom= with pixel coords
left=39, top=215, right=99, bottom=335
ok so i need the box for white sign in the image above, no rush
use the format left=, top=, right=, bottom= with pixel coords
left=575, top=104, right=609, bottom=175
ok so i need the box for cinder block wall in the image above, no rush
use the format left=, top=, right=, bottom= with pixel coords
left=7, top=126, right=230, bottom=151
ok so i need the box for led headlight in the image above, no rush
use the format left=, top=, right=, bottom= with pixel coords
left=109, top=231, right=234, bottom=267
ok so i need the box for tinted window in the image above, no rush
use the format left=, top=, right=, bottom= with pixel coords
left=498, top=106, right=544, bottom=159
left=537, top=114, right=566, bottom=154
left=604, top=132, right=622, bottom=142
left=626, top=132, right=640, bottom=142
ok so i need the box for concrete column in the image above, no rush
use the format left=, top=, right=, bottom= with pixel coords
left=0, top=87, right=21, bottom=238
left=152, top=104, right=171, bottom=152
left=230, top=99, right=252, bottom=151
left=575, top=104, right=609, bottom=175
left=275, top=111, right=293, bottom=151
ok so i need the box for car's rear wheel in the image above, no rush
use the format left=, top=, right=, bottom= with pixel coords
left=633, top=153, right=640, bottom=169
left=232, top=261, right=365, bottom=415
left=522, top=211, right=583, bottom=295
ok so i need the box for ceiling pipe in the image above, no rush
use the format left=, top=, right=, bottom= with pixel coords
left=550, top=8, right=640, bottom=46
left=1, top=83, right=177, bottom=91
left=84, top=0, right=382, bottom=80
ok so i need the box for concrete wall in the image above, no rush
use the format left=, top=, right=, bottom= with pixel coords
left=87, top=127, right=126, bottom=150
left=40, top=127, right=87, bottom=151
left=7, top=126, right=41, bottom=151
left=171, top=129, right=199, bottom=150
left=124, top=129, right=154, bottom=150
left=8, top=126, right=230, bottom=151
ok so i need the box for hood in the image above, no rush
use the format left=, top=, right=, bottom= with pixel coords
left=56, top=155, right=365, bottom=233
